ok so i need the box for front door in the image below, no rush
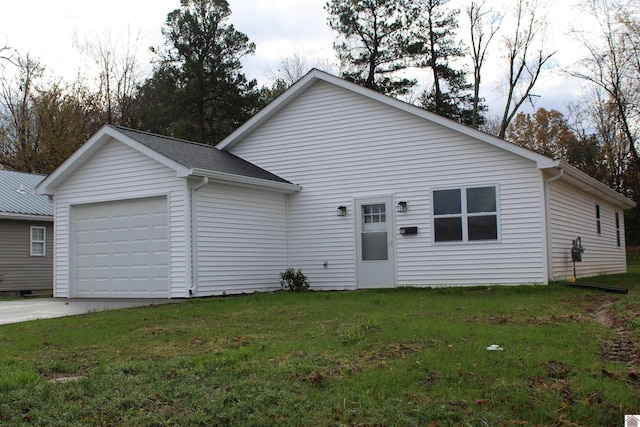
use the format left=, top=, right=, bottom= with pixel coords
left=356, top=197, right=395, bottom=288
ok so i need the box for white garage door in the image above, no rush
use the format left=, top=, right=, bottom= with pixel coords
left=73, top=197, right=169, bottom=298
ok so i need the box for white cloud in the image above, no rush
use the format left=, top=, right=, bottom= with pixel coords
left=0, top=0, right=599, bottom=118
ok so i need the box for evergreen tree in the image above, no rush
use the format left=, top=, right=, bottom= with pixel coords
left=412, top=0, right=476, bottom=124
left=138, top=0, right=257, bottom=144
left=326, top=0, right=417, bottom=96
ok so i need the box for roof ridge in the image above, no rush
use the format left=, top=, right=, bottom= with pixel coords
left=110, top=125, right=219, bottom=150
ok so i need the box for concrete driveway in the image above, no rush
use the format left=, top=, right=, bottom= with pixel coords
left=0, top=298, right=180, bottom=325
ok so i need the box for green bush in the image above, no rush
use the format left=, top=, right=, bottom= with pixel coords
left=279, top=268, right=310, bottom=292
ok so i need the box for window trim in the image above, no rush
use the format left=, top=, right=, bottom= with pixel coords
left=30, top=226, right=46, bottom=256
left=615, top=212, right=621, bottom=247
left=596, top=204, right=601, bottom=235
left=432, top=185, right=500, bottom=244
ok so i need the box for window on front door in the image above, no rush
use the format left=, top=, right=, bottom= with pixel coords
left=433, top=186, right=498, bottom=242
left=361, top=204, right=388, bottom=261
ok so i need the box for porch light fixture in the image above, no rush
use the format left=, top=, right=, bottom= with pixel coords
left=337, top=206, right=347, bottom=216
left=396, top=201, right=407, bottom=213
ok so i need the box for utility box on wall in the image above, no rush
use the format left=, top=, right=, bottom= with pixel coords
left=399, top=226, right=418, bottom=235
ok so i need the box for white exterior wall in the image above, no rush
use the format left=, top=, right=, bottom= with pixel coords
left=193, top=182, right=288, bottom=295
left=229, top=81, right=548, bottom=289
left=548, top=178, right=627, bottom=279
left=53, top=139, right=188, bottom=298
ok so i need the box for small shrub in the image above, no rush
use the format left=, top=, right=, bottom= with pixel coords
left=279, top=268, right=310, bottom=292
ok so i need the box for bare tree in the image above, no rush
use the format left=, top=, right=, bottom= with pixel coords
left=467, top=1, right=502, bottom=128
left=75, top=27, right=144, bottom=125
left=265, top=48, right=337, bottom=88
left=570, top=0, right=640, bottom=167
left=496, top=0, right=555, bottom=139
left=0, top=39, right=13, bottom=68
left=0, top=54, right=44, bottom=171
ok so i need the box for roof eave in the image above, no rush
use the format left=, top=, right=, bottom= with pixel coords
left=0, top=212, right=54, bottom=221
left=216, top=69, right=558, bottom=169
left=36, top=125, right=191, bottom=195
left=182, top=168, right=302, bottom=193
left=547, top=161, right=637, bottom=210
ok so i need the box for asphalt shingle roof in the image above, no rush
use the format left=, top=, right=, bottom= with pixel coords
left=0, top=170, right=53, bottom=217
left=111, top=125, right=291, bottom=184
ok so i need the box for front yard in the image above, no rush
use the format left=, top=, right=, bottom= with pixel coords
left=1, top=264, right=639, bottom=426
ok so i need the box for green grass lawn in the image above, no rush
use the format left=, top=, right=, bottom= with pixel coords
left=1, top=264, right=639, bottom=426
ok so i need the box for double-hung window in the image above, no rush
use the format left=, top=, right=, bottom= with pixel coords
left=433, top=186, right=498, bottom=242
left=30, top=226, right=46, bottom=256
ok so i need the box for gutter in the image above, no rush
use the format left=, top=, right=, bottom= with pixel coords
left=179, top=168, right=302, bottom=194
left=189, top=177, right=209, bottom=297
left=543, top=168, right=564, bottom=283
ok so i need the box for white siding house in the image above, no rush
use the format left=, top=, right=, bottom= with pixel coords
left=37, top=70, right=635, bottom=298
left=37, top=127, right=299, bottom=298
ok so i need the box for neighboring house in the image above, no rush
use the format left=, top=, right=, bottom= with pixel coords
left=37, top=70, right=636, bottom=299
left=0, top=170, right=54, bottom=294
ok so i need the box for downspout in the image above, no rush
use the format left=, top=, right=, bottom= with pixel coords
left=189, top=177, right=209, bottom=296
left=285, top=194, right=290, bottom=268
left=543, top=168, right=564, bottom=283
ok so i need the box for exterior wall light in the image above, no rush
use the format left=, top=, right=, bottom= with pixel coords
left=396, top=201, right=407, bottom=212
left=337, top=206, right=347, bottom=216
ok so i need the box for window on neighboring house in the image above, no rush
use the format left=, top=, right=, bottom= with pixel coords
left=616, top=212, right=621, bottom=247
left=30, top=226, right=46, bottom=256
left=433, top=186, right=498, bottom=242
left=596, top=204, right=601, bottom=234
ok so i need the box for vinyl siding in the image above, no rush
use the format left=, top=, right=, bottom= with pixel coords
left=548, top=178, right=627, bottom=279
left=229, top=80, right=547, bottom=288
left=194, top=182, right=287, bottom=295
left=53, top=138, right=188, bottom=298
left=0, top=220, right=53, bottom=292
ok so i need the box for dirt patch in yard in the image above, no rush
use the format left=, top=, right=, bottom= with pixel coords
left=587, top=298, right=640, bottom=368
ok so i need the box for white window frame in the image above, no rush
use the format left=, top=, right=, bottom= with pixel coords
left=30, top=226, right=46, bottom=256
left=596, top=204, right=602, bottom=235
left=615, top=212, right=621, bottom=247
left=432, top=185, right=500, bottom=243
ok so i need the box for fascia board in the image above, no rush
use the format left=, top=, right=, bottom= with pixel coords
left=182, top=168, right=302, bottom=193
left=0, top=212, right=53, bottom=221
left=557, top=161, right=636, bottom=209
left=216, top=70, right=326, bottom=151
left=216, top=69, right=556, bottom=169
left=36, top=126, right=190, bottom=195
left=37, top=125, right=112, bottom=195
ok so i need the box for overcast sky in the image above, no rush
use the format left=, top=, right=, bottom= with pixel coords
left=0, top=0, right=593, bottom=118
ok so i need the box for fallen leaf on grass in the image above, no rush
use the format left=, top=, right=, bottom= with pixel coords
left=474, top=398, right=489, bottom=406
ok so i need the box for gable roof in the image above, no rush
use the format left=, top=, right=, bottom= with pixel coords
left=37, top=125, right=301, bottom=196
left=217, top=69, right=557, bottom=169
left=217, top=69, right=635, bottom=210
left=0, top=170, right=53, bottom=221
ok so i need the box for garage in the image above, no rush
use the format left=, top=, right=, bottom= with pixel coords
left=73, top=196, right=169, bottom=298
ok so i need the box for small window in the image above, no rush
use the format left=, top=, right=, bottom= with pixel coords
left=433, top=186, right=498, bottom=242
left=616, top=212, right=621, bottom=247
left=596, top=204, right=601, bottom=234
left=30, top=226, right=46, bottom=256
